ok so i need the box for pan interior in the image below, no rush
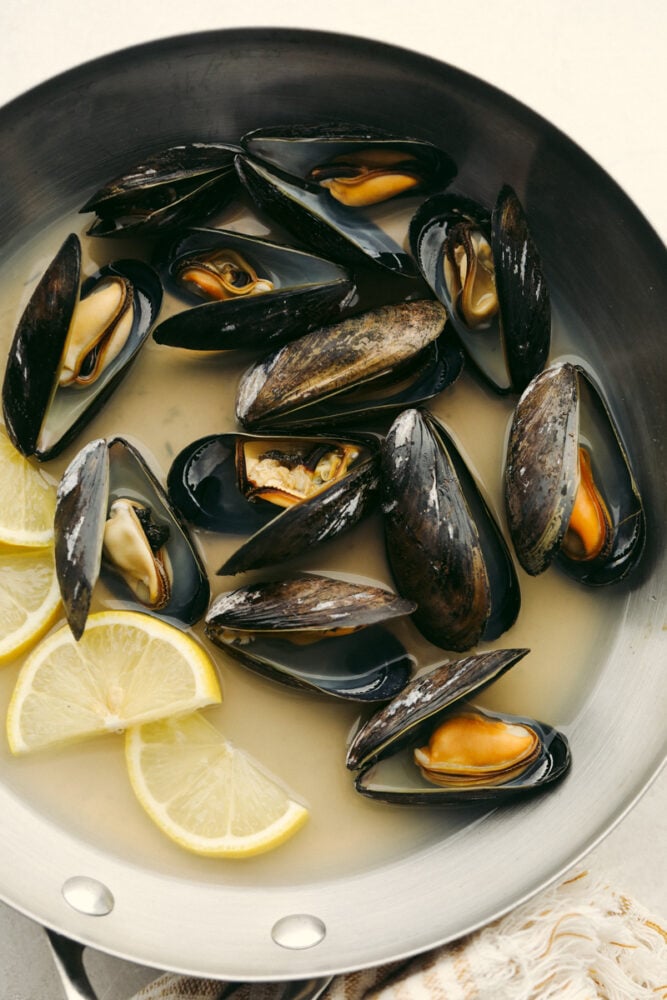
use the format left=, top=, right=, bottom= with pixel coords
left=0, top=28, right=664, bottom=978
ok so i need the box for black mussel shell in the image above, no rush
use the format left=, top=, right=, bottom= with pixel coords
left=505, top=361, right=645, bottom=584
left=55, top=436, right=209, bottom=639
left=410, top=186, right=550, bottom=393
left=204, top=573, right=416, bottom=701
left=346, top=648, right=529, bottom=769
left=167, top=431, right=381, bottom=574
left=382, top=408, right=520, bottom=651
left=235, top=300, right=462, bottom=431
left=153, top=228, right=355, bottom=351
left=238, top=124, right=455, bottom=278
left=2, top=235, right=162, bottom=461
left=236, top=154, right=418, bottom=276
left=354, top=705, right=570, bottom=804
left=80, top=143, right=241, bottom=237
left=241, top=122, right=456, bottom=201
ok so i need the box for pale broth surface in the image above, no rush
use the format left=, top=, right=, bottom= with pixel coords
left=0, top=202, right=625, bottom=887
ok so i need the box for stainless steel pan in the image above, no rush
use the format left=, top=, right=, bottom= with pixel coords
left=0, top=27, right=665, bottom=981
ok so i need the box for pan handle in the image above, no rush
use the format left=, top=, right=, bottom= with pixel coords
left=44, top=929, right=98, bottom=1000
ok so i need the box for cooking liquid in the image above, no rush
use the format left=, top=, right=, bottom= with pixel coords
left=0, top=197, right=630, bottom=888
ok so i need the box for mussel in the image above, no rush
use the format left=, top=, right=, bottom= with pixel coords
left=152, top=228, right=355, bottom=351
left=381, top=408, right=520, bottom=651
left=410, top=187, right=550, bottom=392
left=346, top=648, right=571, bottom=803
left=205, top=573, right=416, bottom=701
left=504, top=361, right=645, bottom=585
left=167, top=431, right=381, bottom=575
left=236, top=123, right=456, bottom=275
left=80, top=143, right=241, bottom=237
left=55, top=436, right=209, bottom=639
left=235, top=300, right=462, bottom=431
left=2, top=234, right=161, bottom=460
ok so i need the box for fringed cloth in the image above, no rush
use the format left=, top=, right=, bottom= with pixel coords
left=133, top=870, right=667, bottom=1000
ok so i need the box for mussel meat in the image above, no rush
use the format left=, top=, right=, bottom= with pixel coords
left=205, top=573, right=416, bottom=701
left=381, top=408, right=520, bottom=651
left=504, top=361, right=645, bottom=584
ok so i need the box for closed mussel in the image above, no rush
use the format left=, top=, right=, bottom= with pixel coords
left=504, top=361, right=645, bottom=585
left=80, top=142, right=241, bottom=237
left=237, top=122, right=456, bottom=275
left=410, top=186, right=550, bottom=392
left=152, top=228, right=355, bottom=350
left=382, top=408, right=520, bottom=652
left=346, top=648, right=570, bottom=803
left=55, top=436, right=209, bottom=639
left=167, top=431, right=380, bottom=574
left=205, top=573, right=416, bottom=701
left=235, top=300, right=462, bottom=431
left=2, top=234, right=161, bottom=460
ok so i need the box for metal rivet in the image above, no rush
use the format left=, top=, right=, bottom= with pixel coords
left=271, top=913, right=326, bottom=950
left=62, top=876, right=114, bottom=916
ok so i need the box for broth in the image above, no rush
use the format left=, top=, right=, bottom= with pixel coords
left=0, top=200, right=627, bottom=888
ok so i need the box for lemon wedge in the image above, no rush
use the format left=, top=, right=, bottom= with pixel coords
left=0, top=428, right=56, bottom=547
left=125, top=711, right=309, bottom=857
left=6, top=611, right=221, bottom=754
left=0, top=547, right=61, bottom=664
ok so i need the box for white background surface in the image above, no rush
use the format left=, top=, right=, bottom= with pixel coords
left=0, top=1, right=665, bottom=996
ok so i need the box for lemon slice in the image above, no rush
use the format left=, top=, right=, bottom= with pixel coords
left=0, top=547, right=61, bottom=664
left=0, top=428, right=56, bottom=547
left=125, top=712, right=309, bottom=857
left=7, top=611, right=221, bottom=754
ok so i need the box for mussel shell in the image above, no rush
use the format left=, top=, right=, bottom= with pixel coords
left=409, top=187, right=550, bottom=393
left=81, top=143, right=241, bottom=237
left=241, top=122, right=456, bottom=195
left=153, top=228, right=355, bottom=350
left=354, top=705, right=570, bottom=803
left=2, top=235, right=162, bottom=461
left=346, top=648, right=529, bottom=770
left=235, top=300, right=462, bottom=431
left=204, top=573, right=416, bottom=701
left=381, top=408, right=520, bottom=651
left=55, top=436, right=209, bottom=639
left=505, top=361, right=645, bottom=584
left=166, top=431, right=381, bottom=574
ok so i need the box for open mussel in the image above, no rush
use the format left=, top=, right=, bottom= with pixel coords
left=167, top=431, right=381, bottom=575
left=55, top=436, right=209, bottom=639
left=504, top=361, right=645, bottom=585
left=235, top=300, right=462, bottom=431
left=205, top=573, right=416, bottom=701
left=152, top=228, right=355, bottom=350
left=236, top=123, right=456, bottom=276
left=410, top=187, right=550, bottom=393
left=80, top=143, right=241, bottom=237
left=346, top=648, right=570, bottom=803
left=381, top=408, right=520, bottom=652
left=2, top=234, right=161, bottom=460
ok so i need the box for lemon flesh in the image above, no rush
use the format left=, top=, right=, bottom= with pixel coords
left=0, top=429, right=56, bottom=547
left=0, top=547, right=61, bottom=663
left=126, top=711, right=309, bottom=857
left=7, top=610, right=221, bottom=753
